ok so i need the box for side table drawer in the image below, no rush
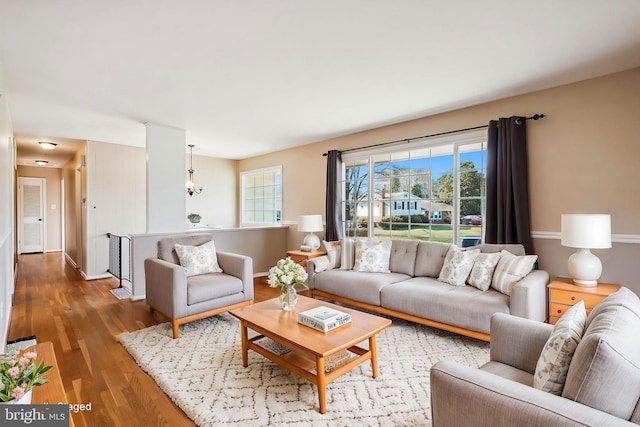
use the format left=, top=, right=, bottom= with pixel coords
left=549, top=289, right=605, bottom=309
left=550, top=303, right=593, bottom=319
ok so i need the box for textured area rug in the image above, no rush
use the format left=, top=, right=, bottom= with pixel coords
left=119, top=313, right=489, bottom=426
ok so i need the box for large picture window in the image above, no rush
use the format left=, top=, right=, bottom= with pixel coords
left=341, top=131, right=486, bottom=246
left=241, top=166, right=282, bottom=226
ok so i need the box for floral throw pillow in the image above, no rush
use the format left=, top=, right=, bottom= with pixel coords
left=437, top=246, right=480, bottom=287
left=467, top=252, right=502, bottom=291
left=534, top=300, right=587, bottom=395
left=352, top=239, right=392, bottom=273
left=174, top=239, right=223, bottom=277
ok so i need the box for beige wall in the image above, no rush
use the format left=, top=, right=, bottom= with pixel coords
left=239, top=68, right=640, bottom=291
left=17, top=165, right=63, bottom=252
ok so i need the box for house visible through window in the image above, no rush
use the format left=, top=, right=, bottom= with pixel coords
left=241, top=166, right=282, bottom=226
left=341, top=130, right=486, bottom=246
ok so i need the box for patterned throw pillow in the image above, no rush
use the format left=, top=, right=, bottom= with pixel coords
left=312, top=255, right=332, bottom=273
left=534, top=300, right=587, bottom=395
left=174, top=239, right=223, bottom=277
left=437, top=246, right=480, bottom=287
left=323, top=240, right=341, bottom=269
left=467, top=252, right=502, bottom=291
left=352, top=239, right=392, bottom=273
left=340, top=238, right=357, bottom=270
left=491, top=250, right=538, bottom=295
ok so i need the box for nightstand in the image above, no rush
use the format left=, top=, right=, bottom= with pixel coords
left=286, top=249, right=326, bottom=268
left=548, top=278, right=620, bottom=324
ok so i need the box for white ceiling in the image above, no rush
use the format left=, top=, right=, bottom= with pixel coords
left=2, top=0, right=640, bottom=164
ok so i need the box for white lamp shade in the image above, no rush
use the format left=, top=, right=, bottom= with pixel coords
left=561, top=214, right=611, bottom=249
left=298, top=215, right=324, bottom=233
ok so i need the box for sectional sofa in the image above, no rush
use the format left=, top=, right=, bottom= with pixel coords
left=306, top=239, right=549, bottom=341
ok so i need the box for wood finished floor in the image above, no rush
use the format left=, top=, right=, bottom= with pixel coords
left=8, top=252, right=288, bottom=427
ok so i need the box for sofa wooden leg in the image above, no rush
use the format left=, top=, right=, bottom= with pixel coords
left=172, top=321, right=179, bottom=339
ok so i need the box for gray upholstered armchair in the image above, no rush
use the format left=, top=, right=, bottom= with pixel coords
left=144, top=234, right=254, bottom=338
left=430, top=287, right=640, bottom=426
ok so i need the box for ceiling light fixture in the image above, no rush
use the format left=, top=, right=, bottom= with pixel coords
left=35, top=160, right=48, bottom=166
left=186, top=144, right=203, bottom=196
left=39, top=141, right=57, bottom=150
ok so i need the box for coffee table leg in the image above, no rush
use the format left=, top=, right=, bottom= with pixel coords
left=316, top=356, right=327, bottom=414
left=240, top=321, right=248, bottom=367
left=370, top=336, right=379, bottom=378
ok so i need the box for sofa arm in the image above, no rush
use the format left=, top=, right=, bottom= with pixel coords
left=217, top=252, right=254, bottom=301
left=306, top=259, right=317, bottom=289
left=430, top=360, right=634, bottom=427
left=144, top=258, right=188, bottom=318
left=510, top=269, right=549, bottom=321
left=489, top=312, right=553, bottom=374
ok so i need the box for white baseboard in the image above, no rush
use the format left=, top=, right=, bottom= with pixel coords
left=64, top=253, right=77, bottom=269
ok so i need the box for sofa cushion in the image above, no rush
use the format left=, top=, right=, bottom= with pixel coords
left=389, top=239, right=419, bottom=276
left=313, top=269, right=410, bottom=306
left=186, top=273, right=244, bottom=305
left=381, top=277, right=510, bottom=334
left=562, top=288, right=640, bottom=420
left=533, top=301, right=586, bottom=395
left=477, top=243, right=525, bottom=256
left=491, top=250, right=537, bottom=295
left=353, top=239, right=392, bottom=273
left=414, top=241, right=451, bottom=278
left=467, top=252, right=502, bottom=291
left=157, top=234, right=214, bottom=264
left=438, top=246, right=480, bottom=287
left=323, top=240, right=341, bottom=269
left=174, top=239, right=223, bottom=277
left=480, top=361, right=534, bottom=387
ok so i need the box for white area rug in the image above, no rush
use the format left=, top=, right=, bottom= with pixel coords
left=119, top=313, right=489, bottom=426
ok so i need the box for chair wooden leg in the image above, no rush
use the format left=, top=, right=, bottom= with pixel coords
left=172, top=321, right=179, bottom=339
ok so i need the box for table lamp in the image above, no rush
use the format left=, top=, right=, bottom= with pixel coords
left=298, top=215, right=324, bottom=251
left=561, top=214, right=611, bottom=287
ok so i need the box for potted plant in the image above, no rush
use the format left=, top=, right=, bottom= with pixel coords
left=187, top=213, right=202, bottom=227
left=0, top=349, right=52, bottom=404
left=267, top=257, right=308, bottom=311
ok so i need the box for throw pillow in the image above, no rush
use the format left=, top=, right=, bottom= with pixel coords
left=312, top=255, right=332, bottom=273
left=534, top=300, right=587, bottom=395
left=323, top=240, right=341, bottom=269
left=491, top=250, right=538, bottom=295
left=174, top=239, right=223, bottom=277
left=340, top=238, right=357, bottom=270
left=352, top=239, right=392, bottom=273
left=467, top=252, right=502, bottom=291
left=437, top=246, right=480, bottom=287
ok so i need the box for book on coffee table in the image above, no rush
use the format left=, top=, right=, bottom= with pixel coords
left=298, top=306, right=352, bottom=332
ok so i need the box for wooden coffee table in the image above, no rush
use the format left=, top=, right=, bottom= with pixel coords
left=229, top=295, right=391, bottom=413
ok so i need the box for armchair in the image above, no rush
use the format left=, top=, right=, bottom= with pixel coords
left=144, top=234, right=253, bottom=338
left=431, top=287, right=640, bottom=426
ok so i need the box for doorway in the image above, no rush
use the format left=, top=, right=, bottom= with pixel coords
left=18, top=177, right=46, bottom=254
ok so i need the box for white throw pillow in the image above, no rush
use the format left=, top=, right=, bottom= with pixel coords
left=174, top=239, right=223, bottom=277
left=437, top=246, right=480, bottom=287
left=352, top=239, right=392, bottom=273
left=534, top=300, right=587, bottom=395
left=312, top=255, right=332, bottom=273
left=467, top=252, right=502, bottom=291
left=491, top=250, right=538, bottom=295
left=340, top=238, right=357, bottom=270
left=323, top=240, right=341, bottom=269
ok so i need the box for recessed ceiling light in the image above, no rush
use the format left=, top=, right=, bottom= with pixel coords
left=39, top=142, right=57, bottom=150
left=35, top=160, right=48, bottom=166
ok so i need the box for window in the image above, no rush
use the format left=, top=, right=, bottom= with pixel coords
left=241, top=166, right=282, bottom=226
left=341, top=130, right=486, bottom=245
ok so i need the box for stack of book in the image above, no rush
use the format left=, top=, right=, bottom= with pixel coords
left=298, top=306, right=352, bottom=332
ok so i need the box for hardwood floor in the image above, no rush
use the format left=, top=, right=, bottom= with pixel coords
left=8, top=252, right=287, bottom=427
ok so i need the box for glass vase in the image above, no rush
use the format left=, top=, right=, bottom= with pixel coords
left=279, top=287, right=298, bottom=311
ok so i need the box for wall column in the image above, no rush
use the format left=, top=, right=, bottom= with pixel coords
left=146, top=123, right=186, bottom=233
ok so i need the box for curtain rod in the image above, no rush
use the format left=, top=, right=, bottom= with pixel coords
left=323, top=113, right=546, bottom=156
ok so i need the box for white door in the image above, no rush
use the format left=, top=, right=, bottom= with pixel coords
left=19, top=177, right=45, bottom=253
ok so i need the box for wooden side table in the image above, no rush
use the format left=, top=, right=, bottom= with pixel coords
left=548, top=277, right=620, bottom=324
left=286, top=249, right=326, bottom=268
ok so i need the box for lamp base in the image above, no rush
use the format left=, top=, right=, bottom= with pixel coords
left=568, top=248, right=602, bottom=288
left=302, top=233, right=321, bottom=251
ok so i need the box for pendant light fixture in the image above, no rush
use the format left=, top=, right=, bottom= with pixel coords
left=186, top=144, right=203, bottom=196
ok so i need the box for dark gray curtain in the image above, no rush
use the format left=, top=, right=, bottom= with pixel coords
left=486, top=116, right=534, bottom=254
left=325, top=150, right=343, bottom=241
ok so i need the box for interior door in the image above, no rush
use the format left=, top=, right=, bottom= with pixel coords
left=19, top=177, right=45, bottom=253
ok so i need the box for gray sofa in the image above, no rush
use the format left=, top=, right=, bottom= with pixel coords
left=431, top=287, right=640, bottom=426
left=307, top=239, right=549, bottom=341
left=144, top=234, right=254, bottom=338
